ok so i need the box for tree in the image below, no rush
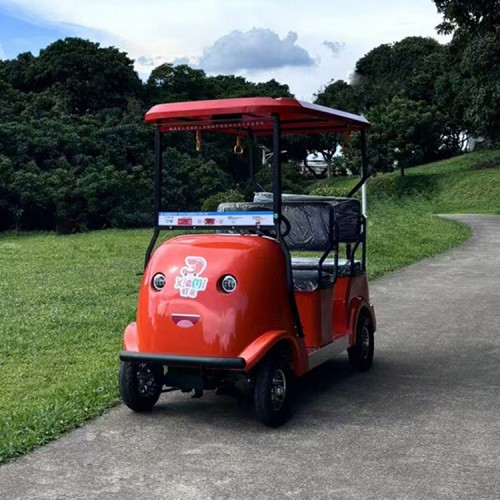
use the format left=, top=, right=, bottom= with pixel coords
left=315, top=80, right=361, bottom=113
left=367, top=97, right=444, bottom=175
left=460, top=33, right=500, bottom=142
left=433, top=0, right=500, bottom=36
left=354, top=37, right=446, bottom=109
left=27, top=38, right=141, bottom=113
left=433, top=1, right=500, bottom=144
left=147, top=64, right=213, bottom=104
left=0, top=52, right=36, bottom=93
left=252, top=79, right=293, bottom=98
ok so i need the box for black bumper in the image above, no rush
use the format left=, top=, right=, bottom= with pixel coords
left=119, top=351, right=246, bottom=369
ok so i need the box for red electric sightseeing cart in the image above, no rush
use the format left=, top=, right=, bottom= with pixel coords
left=119, top=97, right=376, bottom=426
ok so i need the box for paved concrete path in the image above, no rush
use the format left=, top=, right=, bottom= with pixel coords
left=1, top=215, right=500, bottom=500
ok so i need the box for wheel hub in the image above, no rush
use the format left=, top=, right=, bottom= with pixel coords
left=360, top=324, right=370, bottom=359
left=271, top=368, right=287, bottom=411
left=136, top=363, right=158, bottom=396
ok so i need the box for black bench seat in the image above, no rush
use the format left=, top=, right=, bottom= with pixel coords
left=291, top=257, right=361, bottom=276
left=291, top=259, right=362, bottom=292
left=218, top=199, right=364, bottom=292
left=292, top=270, right=335, bottom=292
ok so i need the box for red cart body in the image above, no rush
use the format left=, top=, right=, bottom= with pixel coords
left=119, top=98, right=376, bottom=426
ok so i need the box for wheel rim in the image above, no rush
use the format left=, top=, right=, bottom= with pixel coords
left=271, top=368, right=287, bottom=411
left=360, top=323, right=371, bottom=359
left=136, top=363, right=158, bottom=397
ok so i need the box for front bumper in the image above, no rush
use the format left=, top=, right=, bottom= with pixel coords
left=119, top=351, right=246, bottom=370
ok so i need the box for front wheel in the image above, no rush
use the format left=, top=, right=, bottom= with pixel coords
left=254, top=355, right=293, bottom=427
left=348, top=313, right=374, bottom=371
left=119, top=361, right=163, bottom=412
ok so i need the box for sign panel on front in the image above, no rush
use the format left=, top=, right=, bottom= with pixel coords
left=157, top=211, right=274, bottom=228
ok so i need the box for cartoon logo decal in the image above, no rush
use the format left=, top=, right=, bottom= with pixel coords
left=174, top=256, right=208, bottom=298
left=171, top=313, right=200, bottom=328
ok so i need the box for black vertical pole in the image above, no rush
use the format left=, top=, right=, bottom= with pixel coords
left=154, top=125, right=163, bottom=217
left=360, top=130, right=367, bottom=271
left=144, top=125, right=163, bottom=269
left=248, top=128, right=255, bottom=186
left=271, top=115, right=303, bottom=338
left=272, top=113, right=282, bottom=236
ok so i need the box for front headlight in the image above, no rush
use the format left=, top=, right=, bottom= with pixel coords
left=220, top=275, right=237, bottom=293
left=152, top=273, right=166, bottom=291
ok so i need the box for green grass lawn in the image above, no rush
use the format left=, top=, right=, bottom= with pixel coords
left=0, top=150, right=498, bottom=463
left=0, top=230, right=175, bottom=463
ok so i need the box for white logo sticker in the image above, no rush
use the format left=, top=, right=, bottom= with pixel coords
left=174, top=256, right=208, bottom=298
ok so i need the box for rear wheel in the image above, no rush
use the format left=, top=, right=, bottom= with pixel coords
left=119, top=361, right=163, bottom=412
left=348, top=313, right=374, bottom=371
left=254, top=355, right=293, bottom=427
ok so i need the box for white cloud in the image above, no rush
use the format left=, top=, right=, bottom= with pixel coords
left=197, top=29, right=314, bottom=72
left=0, top=43, right=5, bottom=60
left=1, top=0, right=449, bottom=99
left=136, top=55, right=163, bottom=67
left=323, top=40, right=345, bottom=57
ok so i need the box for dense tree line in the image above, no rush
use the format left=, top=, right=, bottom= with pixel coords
left=0, top=1, right=498, bottom=232
left=0, top=38, right=292, bottom=232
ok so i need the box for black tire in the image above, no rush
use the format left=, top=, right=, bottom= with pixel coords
left=348, top=312, right=374, bottom=371
left=119, top=361, right=163, bottom=412
left=254, top=355, right=293, bottom=427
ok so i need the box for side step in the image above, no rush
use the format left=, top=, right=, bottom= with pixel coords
left=307, top=335, right=350, bottom=371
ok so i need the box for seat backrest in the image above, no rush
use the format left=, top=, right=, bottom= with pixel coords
left=281, top=202, right=334, bottom=252
left=218, top=201, right=335, bottom=252
left=253, top=192, right=361, bottom=243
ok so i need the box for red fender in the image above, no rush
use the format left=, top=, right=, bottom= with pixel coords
left=123, top=322, right=139, bottom=352
left=348, top=298, right=376, bottom=344
left=238, top=330, right=308, bottom=376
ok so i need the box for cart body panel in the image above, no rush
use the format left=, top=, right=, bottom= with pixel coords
left=134, top=234, right=297, bottom=359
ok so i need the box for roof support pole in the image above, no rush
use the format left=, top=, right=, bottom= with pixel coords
left=360, top=130, right=367, bottom=217
left=272, top=113, right=282, bottom=237
left=154, top=125, right=163, bottom=218
left=144, top=125, right=163, bottom=268
left=271, top=113, right=304, bottom=338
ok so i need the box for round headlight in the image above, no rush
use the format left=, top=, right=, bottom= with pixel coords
left=221, top=275, right=237, bottom=293
left=152, top=273, right=166, bottom=291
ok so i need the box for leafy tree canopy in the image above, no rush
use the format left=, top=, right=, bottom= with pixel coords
left=354, top=37, right=445, bottom=108
left=433, top=0, right=500, bottom=36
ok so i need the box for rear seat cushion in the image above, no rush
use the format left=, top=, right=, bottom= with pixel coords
left=293, top=270, right=335, bottom=292
left=291, top=257, right=362, bottom=276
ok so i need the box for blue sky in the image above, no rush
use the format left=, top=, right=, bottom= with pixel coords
left=0, top=8, right=69, bottom=58
left=0, top=0, right=449, bottom=99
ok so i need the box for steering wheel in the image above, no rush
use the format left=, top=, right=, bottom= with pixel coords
left=280, top=214, right=291, bottom=238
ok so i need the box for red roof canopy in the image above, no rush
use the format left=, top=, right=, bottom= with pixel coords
left=145, top=97, right=369, bottom=136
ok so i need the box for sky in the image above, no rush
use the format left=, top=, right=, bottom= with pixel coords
left=0, top=0, right=449, bottom=100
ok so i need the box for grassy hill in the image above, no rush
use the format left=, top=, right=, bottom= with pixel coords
left=0, top=150, right=498, bottom=463
left=311, top=149, right=500, bottom=214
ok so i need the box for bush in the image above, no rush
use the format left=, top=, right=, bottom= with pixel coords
left=201, top=188, right=245, bottom=211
